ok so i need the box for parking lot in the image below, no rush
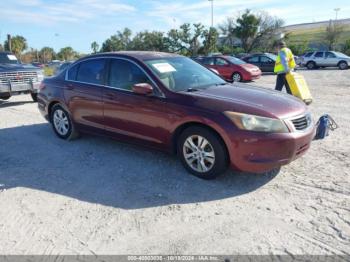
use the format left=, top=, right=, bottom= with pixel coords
left=0, top=69, right=349, bottom=255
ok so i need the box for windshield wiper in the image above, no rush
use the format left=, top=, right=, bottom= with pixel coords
left=215, top=82, right=227, bottom=86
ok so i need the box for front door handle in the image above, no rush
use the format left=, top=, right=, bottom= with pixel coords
left=65, top=83, right=74, bottom=90
left=104, top=93, right=116, bottom=99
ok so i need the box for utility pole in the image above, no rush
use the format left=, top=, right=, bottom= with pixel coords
left=334, top=8, right=340, bottom=21
left=7, top=34, right=12, bottom=52
left=208, top=0, right=214, bottom=28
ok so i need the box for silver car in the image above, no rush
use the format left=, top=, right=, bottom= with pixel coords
left=301, top=51, right=350, bottom=70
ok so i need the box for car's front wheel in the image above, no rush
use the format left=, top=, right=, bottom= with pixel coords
left=338, top=61, right=348, bottom=70
left=50, top=104, right=79, bottom=140
left=178, top=126, right=228, bottom=179
left=232, top=72, right=242, bottom=82
left=31, top=93, right=38, bottom=102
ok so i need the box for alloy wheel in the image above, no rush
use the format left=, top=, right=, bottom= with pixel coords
left=183, top=135, right=215, bottom=173
left=53, top=109, right=69, bottom=136
left=232, top=73, right=241, bottom=82
left=339, top=62, right=347, bottom=70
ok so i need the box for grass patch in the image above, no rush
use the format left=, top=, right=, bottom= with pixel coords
left=286, top=25, right=350, bottom=45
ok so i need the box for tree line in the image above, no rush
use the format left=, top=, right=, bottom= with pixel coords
left=1, top=9, right=349, bottom=63
left=95, top=10, right=285, bottom=56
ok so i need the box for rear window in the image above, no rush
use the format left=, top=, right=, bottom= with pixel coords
left=76, top=59, right=105, bottom=85
left=304, top=52, right=313, bottom=58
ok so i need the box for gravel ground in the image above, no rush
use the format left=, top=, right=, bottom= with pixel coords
left=0, top=69, right=349, bottom=255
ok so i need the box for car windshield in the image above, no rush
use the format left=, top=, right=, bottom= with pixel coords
left=145, top=57, right=226, bottom=92
left=334, top=52, right=349, bottom=58
left=226, top=56, right=246, bottom=65
left=0, top=53, right=20, bottom=64
left=266, top=53, right=277, bottom=61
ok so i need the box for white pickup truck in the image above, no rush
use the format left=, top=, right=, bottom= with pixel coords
left=0, top=52, right=44, bottom=101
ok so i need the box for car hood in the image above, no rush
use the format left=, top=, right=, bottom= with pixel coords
left=241, top=63, right=261, bottom=71
left=0, top=63, right=40, bottom=72
left=189, top=83, right=307, bottom=119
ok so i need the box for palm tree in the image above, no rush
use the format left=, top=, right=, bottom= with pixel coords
left=91, top=41, right=99, bottom=54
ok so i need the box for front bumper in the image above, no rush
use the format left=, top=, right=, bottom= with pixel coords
left=0, top=82, right=40, bottom=94
left=226, top=126, right=316, bottom=173
left=37, top=92, right=50, bottom=120
left=244, top=71, right=262, bottom=81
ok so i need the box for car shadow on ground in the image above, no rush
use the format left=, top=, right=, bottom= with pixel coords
left=0, top=123, right=280, bottom=209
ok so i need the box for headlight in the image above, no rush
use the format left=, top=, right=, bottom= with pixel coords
left=224, top=111, right=289, bottom=133
left=37, top=70, right=44, bottom=81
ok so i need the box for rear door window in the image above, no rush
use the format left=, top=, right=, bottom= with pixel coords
left=314, top=52, right=324, bottom=58
left=247, top=56, right=259, bottom=63
left=201, top=57, right=215, bottom=65
left=76, top=59, right=106, bottom=85
left=215, top=58, right=229, bottom=66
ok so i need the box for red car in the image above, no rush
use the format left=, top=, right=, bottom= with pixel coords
left=195, top=55, right=262, bottom=82
left=38, top=51, right=315, bottom=180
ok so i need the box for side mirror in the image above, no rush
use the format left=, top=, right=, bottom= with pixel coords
left=132, top=83, right=153, bottom=95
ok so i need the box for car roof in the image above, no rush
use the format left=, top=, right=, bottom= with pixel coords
left=87, top=51, right=182, bottom=61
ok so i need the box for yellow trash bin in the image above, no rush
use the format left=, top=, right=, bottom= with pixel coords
left=286, top=72, right=313, bottom=105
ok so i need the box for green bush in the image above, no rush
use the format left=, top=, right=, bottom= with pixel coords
left=343, top=39, right=350, bottom=56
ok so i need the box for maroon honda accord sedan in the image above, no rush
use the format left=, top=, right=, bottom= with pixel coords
left=37, top=51, right=316, bottom=179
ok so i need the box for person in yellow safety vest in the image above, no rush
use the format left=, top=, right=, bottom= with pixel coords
left=274, top=41, right=296, bottom=94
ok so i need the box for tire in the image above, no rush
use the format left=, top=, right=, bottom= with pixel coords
left=177, top=126, right=228, bottom=180
left=306, top=61, right=316, bottom=70
left=232, top=72, right=242, bottom=82
left=338, top=61, right=348, bottom=70
left=31, top=93, right=38, bottom=102
left=0, top=95, right=11, bottom=100
left=50, top=104, right=79, bottom=140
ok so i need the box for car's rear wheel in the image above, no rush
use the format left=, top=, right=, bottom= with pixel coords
left=338, top=61, right=348, bottom=70
left=31, top=93, right=38, bottom=102
left=50, top=104, right=79, bottom=140
left=177, top=126, right=228, bottom=179
left=232, top=72, right=242, bottom=82
left=306, top=61, right=316, bottom=70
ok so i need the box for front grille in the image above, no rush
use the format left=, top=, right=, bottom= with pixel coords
left=0, top=71, right=38, bottom=85
left=291, top=115, right=311, bottom=131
